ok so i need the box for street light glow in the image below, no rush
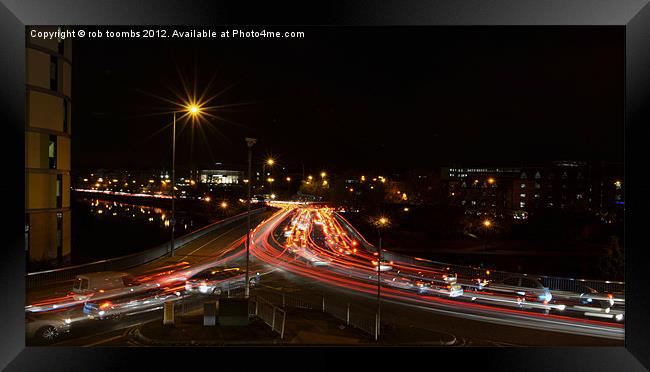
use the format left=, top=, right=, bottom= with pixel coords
left=483, top=219, right=492, bottom=228
left=320, top=172, right=326, bottom=178
left=267, top=158, right=275, bottom=166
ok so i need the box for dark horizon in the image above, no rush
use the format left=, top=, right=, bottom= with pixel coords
left=71, top=26, right=624, bottom=174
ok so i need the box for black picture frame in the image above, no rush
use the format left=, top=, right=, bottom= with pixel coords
left=1, top=1, right=648, bottom=370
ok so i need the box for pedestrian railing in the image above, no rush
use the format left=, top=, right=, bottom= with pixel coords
left=26, top=208, right=266, bottom=289
left=255, top=288, right=378, bottom=340
left=250, top=295, right=286, bottom=339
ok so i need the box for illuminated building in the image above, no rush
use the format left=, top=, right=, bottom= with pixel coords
left=25, top=26, right=72, bottom=267
left=199, top=169, right=243, bottom=185
left=442, top=161, right=623, bottom=217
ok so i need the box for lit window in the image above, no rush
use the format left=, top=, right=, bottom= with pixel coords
left=520, top=183, right=526, bottom=189
left=520, top=202, right=526, bottom=208
left=520, top=193, right=526, bottom=198
left=48, top=135, right=57, bottom=169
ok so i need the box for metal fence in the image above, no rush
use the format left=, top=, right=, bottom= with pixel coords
left=250, top=295, right=286, bottom=339
left=255, top=288, right=378, bottom=339
left=26, top=208, right=266, bottom=289
left=334, top=213, right=625, bottom=295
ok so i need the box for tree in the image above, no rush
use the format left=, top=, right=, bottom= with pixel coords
left=598, top=235, right=624, bottom=280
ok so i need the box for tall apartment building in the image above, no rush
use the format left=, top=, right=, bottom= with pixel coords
left=25, top=27, right=72, bottom=267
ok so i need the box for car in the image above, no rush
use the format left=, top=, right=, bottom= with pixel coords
left=71, top=271, right=138, bottom=301
left=416, top=274, right=464, bottom=298
left=385, top=276, right=414, bottom=290
left=566, top=284, right=618, bottom=309
left=26, top=314, right=71, bottom=343
left=184, top=267, right=258, bottom=295
left=83, top=288, right=181, bottom=320
left=485, top=275, right=553, bottom=303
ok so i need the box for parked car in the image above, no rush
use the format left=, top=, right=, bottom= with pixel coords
left=26, top=314, right=71, bottom=343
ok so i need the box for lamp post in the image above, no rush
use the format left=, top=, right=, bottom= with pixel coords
left=170, top=105, right=201, bottom=257
left=375, top=216, right=389, bottom=340
left=483, top=219, right=492, bottom=252
left=245, top=138, right=257, bottom=298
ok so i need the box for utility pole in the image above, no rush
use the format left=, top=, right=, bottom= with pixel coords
left=245, top=138, right=257, bottom=298
left=170, top=112, right=177, bottom=257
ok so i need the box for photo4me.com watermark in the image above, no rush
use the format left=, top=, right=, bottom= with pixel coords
left=29, top=27, right=306, bottom=40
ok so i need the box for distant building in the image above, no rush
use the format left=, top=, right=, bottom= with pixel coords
left=25, top=26, right=72, bottom=267
left=199, top=169, right=243, bottom=185
left=441, top=161, right=623, bottom=217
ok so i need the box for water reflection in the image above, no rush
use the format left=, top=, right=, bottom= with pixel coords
left=81, top=198, right=194, bottom=231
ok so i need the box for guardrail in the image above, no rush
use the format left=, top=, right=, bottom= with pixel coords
left=334, top=212, right=625, bottom=295
left=26, top=208, right=266, bottom=289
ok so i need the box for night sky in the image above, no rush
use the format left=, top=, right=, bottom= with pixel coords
left=72, top=27, right=624, bottom=174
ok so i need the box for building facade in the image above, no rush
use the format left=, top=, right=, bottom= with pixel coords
left=199, top=169, right=243, bottom=185
left=442, top=161, right=623, bottom=218
left=25, top=27, right=72, bottom=267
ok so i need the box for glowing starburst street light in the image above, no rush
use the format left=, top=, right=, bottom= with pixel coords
left=170, top=103, right=205, bottom=258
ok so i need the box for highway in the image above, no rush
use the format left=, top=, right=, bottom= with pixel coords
left=25, top=210, right=274, bottom=346
left=247, top=203, right=624, bottom=343
left=25, top=203, right=625, bottom=346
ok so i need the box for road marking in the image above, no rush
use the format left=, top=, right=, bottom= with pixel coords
left=177, top=226, right=240, bottom=261
left=82, top=333, right=125, bottom=347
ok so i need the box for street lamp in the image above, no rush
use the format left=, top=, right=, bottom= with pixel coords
left=170, top=104, right=202, bottom=257
left=483, top=219, right=492, bottom=251
left=320, top=171, right=327, bottom=179
left=245, top=138, right=257, bottom=298
left=374, top=216, right=390, bottom=340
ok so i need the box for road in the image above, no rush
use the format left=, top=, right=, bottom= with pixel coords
left=25, top=203, right=625, bottom=346
left=25, top=210, right=274, bottom=346
left=247, top=203, right=624, bottom=344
